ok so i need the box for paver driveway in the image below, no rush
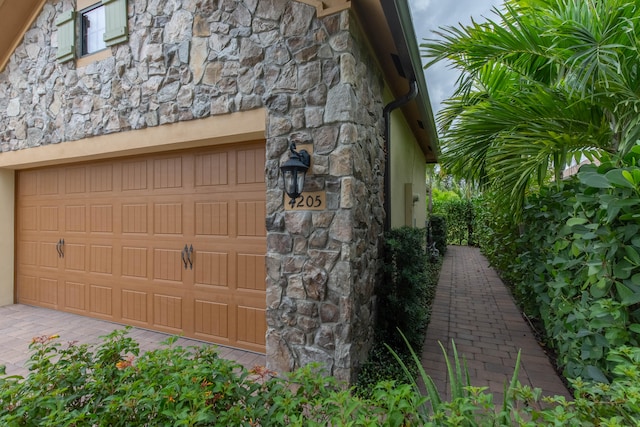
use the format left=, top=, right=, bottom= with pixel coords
left=0, top=304, right=265, bottom=377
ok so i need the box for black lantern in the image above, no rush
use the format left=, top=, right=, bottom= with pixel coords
left=280, top=142, right=310, bottom=208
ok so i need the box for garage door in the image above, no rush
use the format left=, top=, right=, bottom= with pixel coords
left=16, top=141, right=267, bottom=353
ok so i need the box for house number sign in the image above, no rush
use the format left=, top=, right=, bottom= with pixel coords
left=285, top=191, right=326, bottom=211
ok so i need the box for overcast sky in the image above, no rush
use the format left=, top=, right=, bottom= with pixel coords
left=408, top=0, right=504, bottom=115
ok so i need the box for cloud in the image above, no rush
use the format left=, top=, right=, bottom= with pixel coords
left=409, top=0, right=432, bottom=13
left=409, top=0, right=503, bottom=114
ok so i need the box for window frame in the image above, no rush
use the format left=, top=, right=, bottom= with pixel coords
left=78, top=3, right=107, bottom=57
left=56, top=0, right=128, bottom=64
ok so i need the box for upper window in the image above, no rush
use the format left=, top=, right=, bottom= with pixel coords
left=56, top=0, right=128, bottom=64
left=80, top=4, right=106, bottom=56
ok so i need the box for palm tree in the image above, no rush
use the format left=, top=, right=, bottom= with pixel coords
left=422, top=0, right=640, bottom=215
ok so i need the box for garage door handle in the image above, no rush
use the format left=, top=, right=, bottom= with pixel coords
left=56, top=239, right=65, bottom=258
left=181, top=245, right=189, bottom=270
left=188, top=245, right=194, bottom=270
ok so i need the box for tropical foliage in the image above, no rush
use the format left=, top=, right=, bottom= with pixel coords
left=476, top=149, right=640, bottom=383
left=422, top=0, right=640, bottom=213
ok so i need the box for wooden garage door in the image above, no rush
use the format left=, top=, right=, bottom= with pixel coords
left=16, top=142, right=267, bottom=352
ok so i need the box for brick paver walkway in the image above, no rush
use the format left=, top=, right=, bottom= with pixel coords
left=0, top=304, right=265, bottom=378
left=421, top=246, right=571, bottom=403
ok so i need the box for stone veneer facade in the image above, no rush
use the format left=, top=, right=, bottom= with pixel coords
left=0, top=0, right=385, bottom=382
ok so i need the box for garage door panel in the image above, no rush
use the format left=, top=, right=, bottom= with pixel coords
left=237, top=305, right=266, bottom=346
left=19, top=206, right=37, bottom=231
left=89, top=285, right=113, bottom=316
left=65, top=167, right=87, bottom=194
left=237, top=253, right=266, bottom=291
left=153, top=294, right=183, bottom=330
left=64, top=281, right=87, bottom=312
left=236, top=147, right=265, bottom=184
left=90, top=205, right=114, bottom=233
left=17, top=142, right=266, bottom=353
left=122, top=246, right=148, bottom=278
left=195, top=152, right=228, bottom=187
left=18, top=172, right=37, bottom=196
left=154, top=157, right=182, bottom=189
left=39, top=242, right=60, bottom=268
left=64, top=243, right=87, bottom=271
left=194, top=299, right=229, bottom=341
left=153, top=248, right=183, bottom=282
left=122, top=160, right=148, bottom=191
left=122, top=204, right=148, bottom=234
left=153, top=203, right=183, bottom=235
left=90, top=245, right=113, bottom=274
left=38, top=278, right=58, bottom=306
left=237, top=201, right=266, bottom=237
left=89, top=164, right=113, bottom=193
left=65, top=205, right=87, bottom=232
left=40, top=206, right=60, bottom=231
left=38, top=170, right=59, bottom=195
left=17, top=275, right=38, bottom=302
left=195, top=202, right=228, bottom=236
left=194, top=251, right=228, bottom=287
left=121, top=289, right=148, bottom=323
left=18, top=241, right=38, bottom=266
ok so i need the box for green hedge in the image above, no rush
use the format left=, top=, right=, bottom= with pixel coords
left=377, top=227, right=431, bottom=353
left=433, top=199, right=474, bottom=246
left=429, top=215, right=447, bottom=256
left=356, top=227, right=441, bottom=396
left=476, top=148, right=640, bottom=384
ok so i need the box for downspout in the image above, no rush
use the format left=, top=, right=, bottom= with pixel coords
left=383, top=79, right=418, bottom=232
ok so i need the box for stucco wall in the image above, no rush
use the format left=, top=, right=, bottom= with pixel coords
left=388, top=96, right=427, bottom=229
left=0, top=0, right=389, bottom=382
left=0, top=169, right=14, bottom=306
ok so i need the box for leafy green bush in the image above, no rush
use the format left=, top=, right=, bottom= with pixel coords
left=377, top=227, right=431, bottom=354
left=429, top=214, right=447, bottom=256
left=0, top=330, right=423, bottom=426
left=2, top=331, right=640, bottom=425
left=357, top=228, right=442, bottom=396
left=476, top=148, right=640, bottom=384
left=433, top=199, right=474, bottom=245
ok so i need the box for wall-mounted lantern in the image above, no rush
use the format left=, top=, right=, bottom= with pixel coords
left=280, top=142, right=310, bottom=208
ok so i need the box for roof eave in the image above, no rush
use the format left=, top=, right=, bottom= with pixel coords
left=380, top=0, right=440, bottom=162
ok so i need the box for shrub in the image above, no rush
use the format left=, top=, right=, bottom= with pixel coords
left=433, top=199, right=474, bottom=245
left=377, top=227, right=431, bottom=354
left=429, top=215, right=447, bottom=256
left=356, top=227, right=442, bottom=396
left=2, top=331, right=640, bottom=426
left=476, top=148, right=640, bottom=384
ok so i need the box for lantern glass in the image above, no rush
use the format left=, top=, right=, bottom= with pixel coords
left=280, top=143, right=310, bottom=206
left=296, top=170, right=305, bottom=196
left=282, top=168, right=306, bottom=199
left=283, top=169, right=295, bottom=196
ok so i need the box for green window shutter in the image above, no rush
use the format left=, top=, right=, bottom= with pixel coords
left=55, top=9, right=76, bottom=62
left=102, top=0, right=128, bottom=46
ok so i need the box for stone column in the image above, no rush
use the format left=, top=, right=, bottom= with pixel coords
left=264, top=5, right=385, bottom=383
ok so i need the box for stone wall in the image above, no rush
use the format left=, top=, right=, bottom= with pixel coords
left=0, top=0, right=386, bottom=382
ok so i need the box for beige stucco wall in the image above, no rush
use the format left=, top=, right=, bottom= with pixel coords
left=386, top=89, right=427, bottom=229
left=0, top=169, right=14, bottom=306
left=0, top=109, right=266, bottom=169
